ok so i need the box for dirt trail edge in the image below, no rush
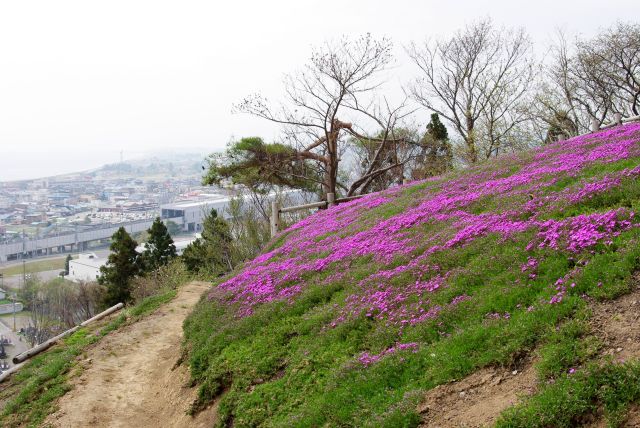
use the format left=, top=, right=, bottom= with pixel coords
left=45, top=281, right=216, bottom=428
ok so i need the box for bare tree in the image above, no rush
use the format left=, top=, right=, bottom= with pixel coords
left=533, top=24, right=640, bottom=139
left=74, top=281, right=106, bottom=321
left=18, top=277, right=106, bottom=345
left=234, top=34, right=419, bottom=197
left=408, top=19, right=535, bottom=163
left=576, top=22, right=640, bottom=117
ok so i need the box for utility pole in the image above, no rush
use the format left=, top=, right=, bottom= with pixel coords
left=11, top=294, right=16, bottom=331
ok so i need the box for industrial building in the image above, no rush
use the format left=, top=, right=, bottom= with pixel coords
left=160, top=191, right=306, bottom=233
left=67, top=253, right=107, bottom=282
left=160, top=195, right=231, bottom=232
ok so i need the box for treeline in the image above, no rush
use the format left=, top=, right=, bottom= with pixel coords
left=18, top=217, right=189, bottom=346
left=100, top=205, right=268, bottom=307
left=203, top=20, right=640, bottom=200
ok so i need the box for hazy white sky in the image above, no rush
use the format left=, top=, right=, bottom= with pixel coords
left=1, top=0, right=638, bottom=181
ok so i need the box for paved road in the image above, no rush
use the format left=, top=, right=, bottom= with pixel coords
left=0, top=318, right=29, bottom=369
left=0, top=248, right=111, bottom=270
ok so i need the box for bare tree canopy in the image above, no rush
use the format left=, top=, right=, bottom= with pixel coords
left=531, top=23, right=640, bottom=141
left=408, top=19, right=535, bottom=163
left=231, top=34, right=423, bottom=197
left=202, top=21, right=640, bottom=200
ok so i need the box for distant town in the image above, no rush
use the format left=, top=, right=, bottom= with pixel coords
left=0, top=153, right=245, bottom=264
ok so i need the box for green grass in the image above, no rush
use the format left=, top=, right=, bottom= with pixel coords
left=183, top=227, right=640, bottom=427
left=0, top=256, right=74, bottom=277
left=0, top=286, right=178, bottom=428
left=182, top=135, right=640, bottom=426
left=534, top=317, right=601, bottom=380
left=497, top=361, right=640, bottom=427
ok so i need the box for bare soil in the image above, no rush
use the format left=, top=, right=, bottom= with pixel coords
left=44, top=281, right=217, bottom=428
left=417, top=282, right=640, bottom=428
left=417, top=358, right=537, bottom=428
left=590, top=284, right=640, bottom=363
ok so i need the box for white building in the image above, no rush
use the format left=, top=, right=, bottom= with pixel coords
left=67, top=253, right=107, bottom=282
left=135, top=236, right=197, bottom=256
left=160, top=190, right=306, bottom=233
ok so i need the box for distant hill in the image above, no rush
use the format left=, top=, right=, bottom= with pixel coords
left=0, top=151, right=209, bottom=184
left=184, top=123, right=640, bottom=427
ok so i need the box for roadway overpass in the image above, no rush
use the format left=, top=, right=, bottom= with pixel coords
left=0, top=218, right=182, bottom=262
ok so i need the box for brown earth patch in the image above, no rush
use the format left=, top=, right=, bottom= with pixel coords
left=418, top=281, right=640, bottom=427
left=44, top=281, right=217, bottom=428
left=590, top=283, right=640, bottom=363
left=418, top=357, right=537, bottom=428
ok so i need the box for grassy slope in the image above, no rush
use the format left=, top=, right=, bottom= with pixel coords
left=185, top=123, right=640, bottom=427
left=0, top=257, right=72, bottom=277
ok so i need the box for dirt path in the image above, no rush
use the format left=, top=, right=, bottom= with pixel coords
left=45, top=281, right=217, bottom=428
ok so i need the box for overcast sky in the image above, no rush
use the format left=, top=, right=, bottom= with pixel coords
left=1, top=0, right=638, bottom=181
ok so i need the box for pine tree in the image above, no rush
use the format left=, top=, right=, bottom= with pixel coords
left=426, top=112, right=448, bottom=141
left=99, top=227, right=141, bottom=306
left=413, top=113, right=453, bottom=179
left=143, top=217, right=177, bottom=272
left=181, top=238, right=207, bottom=273
left=64, top=254, right=72, bottom=275
left=182, top=209, right=234, bottom=275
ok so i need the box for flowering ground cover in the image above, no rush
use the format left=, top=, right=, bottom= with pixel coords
left=184, top=123, right=640, bottom=427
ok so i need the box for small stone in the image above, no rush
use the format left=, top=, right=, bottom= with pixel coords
left=459, top=391, right=466, bottom=397
left=512, top=370, right=518, bottom=375
left=417, top=403, right=430, bottom=414
left=616, top=347, right=623, bottom=353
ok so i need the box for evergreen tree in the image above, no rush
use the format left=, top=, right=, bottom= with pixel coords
left=99, top=227, right=141, bottom=306
left=182, top=209, right=234, bottom=275
left=143, top=217, right=177, bottom=272
left=426, top=112, right=448, bottom=141
left=413, top=113, right=453, bottom=179
left=64, top=254, right=72, bottom=275
left=181, top=238, right=207, bottom=273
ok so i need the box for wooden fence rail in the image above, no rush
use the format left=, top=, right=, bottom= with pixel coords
left=271, top=192, right=369, bottom=237
left=0, top=302, right=125, bottom=383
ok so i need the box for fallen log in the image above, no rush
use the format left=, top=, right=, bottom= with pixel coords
left=11, top=303, right=124, bottom=365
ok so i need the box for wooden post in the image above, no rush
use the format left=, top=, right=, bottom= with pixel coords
left=270, top=200, right=280, bottom=237
left=12, top=303, right=124, bottom=364
left=0, top=363, right=24, bottom=383
left=326, top=192, right=335, bottom=208
left=614, top=112, right=622, bottom=126
left=402, top=177, right=409, bottom=185
left=591, top=118, right=599, bottom=133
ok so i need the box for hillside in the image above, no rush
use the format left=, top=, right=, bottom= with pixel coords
left=184, top=123, right=640, bottom=427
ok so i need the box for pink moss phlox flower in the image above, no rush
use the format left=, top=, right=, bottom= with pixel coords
left=358, top=342, right=419, bottom=366
left=208, top=123, right=640, bottom=320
